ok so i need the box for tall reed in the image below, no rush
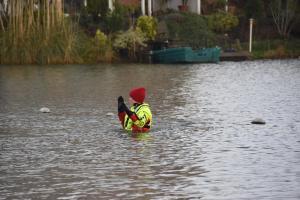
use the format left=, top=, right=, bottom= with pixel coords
left=0, top=0, right=81, bottom=64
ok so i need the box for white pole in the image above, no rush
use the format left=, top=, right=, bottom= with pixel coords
left=148, top=0, right=152, bottom=16
left=4, top=0, right=8, bottom=10
left=197, top=0, right=201, bottom=15
left=108, top=0, right=114, bottom=11
left=225, top=0, right=228, bottom=12
left=84, top=0, right=87, bottom=7
left=249, top=18, right=253, bottom=53
left=141, top=0, right=145, bottom=15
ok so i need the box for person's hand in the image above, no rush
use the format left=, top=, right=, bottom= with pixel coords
left=117, top=96, right=134, bottom=117
left=118, top=96, right=124, bottom=104
left=118, top=96, right=125, bottom=113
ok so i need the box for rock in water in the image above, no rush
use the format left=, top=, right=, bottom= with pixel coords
left=251, top=118, right=266, bottom=124
left=106, top=112, right=114, bottom=116
left=40, top=107, right=50, bottom=113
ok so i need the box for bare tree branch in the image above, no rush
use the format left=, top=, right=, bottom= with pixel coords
left=270, top=0, right=297, bottom=38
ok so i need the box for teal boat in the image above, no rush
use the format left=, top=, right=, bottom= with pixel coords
left=151, top=47, right=221, bottom=64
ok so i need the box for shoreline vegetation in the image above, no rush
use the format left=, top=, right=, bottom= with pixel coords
left=0, top=0, right=299, bottom=65
left=0, top=0, right=80, bottom=64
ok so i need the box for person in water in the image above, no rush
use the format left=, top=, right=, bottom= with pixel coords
left=117, top=87, right=152, bottom=134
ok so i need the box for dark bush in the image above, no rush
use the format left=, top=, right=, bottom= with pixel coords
left=164, top=12, right=216, bottom=48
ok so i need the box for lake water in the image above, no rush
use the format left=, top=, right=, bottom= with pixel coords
left=0, top=60, right=300, bottom=200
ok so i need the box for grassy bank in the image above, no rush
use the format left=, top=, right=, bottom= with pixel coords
left=0, top=0, right=92, bottom=65
left=1, top=1, right=299, bottom=64
left=0, top=0, right=152, bottom=65
left=249, top=39, right=300, bottom=59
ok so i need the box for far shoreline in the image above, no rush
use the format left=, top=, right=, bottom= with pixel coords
left=1, top=57, right=299, bottom=66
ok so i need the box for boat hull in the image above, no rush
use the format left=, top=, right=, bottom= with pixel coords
left=151, top=47, right=221, bottom=64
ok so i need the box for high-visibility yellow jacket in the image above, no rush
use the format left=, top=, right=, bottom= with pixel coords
left=118, top=103, right=152, bottom=133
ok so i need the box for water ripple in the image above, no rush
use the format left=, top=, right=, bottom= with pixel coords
left=0, top=60, right=300, bottom=199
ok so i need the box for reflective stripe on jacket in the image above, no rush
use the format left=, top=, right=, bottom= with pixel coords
left=124, top=103, right=152, bottom=132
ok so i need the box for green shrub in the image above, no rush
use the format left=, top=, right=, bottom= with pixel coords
left=136, top=16, right=157, bottom=41
left=76, top=29, right=116, bottom=63
left=165, top=12, right=216, bottom=48
left=207, top=11, right=239, bottom=33
left=86, top=0, right=109, bottom=21
left=95, top=29, right=108, bottom=51
left=113, top=28, right=146, bottom=59
left=104, top=3, right=130, bottom=33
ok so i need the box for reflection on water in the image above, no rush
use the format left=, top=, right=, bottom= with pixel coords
left=0, top=60, right=300, bottom=199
